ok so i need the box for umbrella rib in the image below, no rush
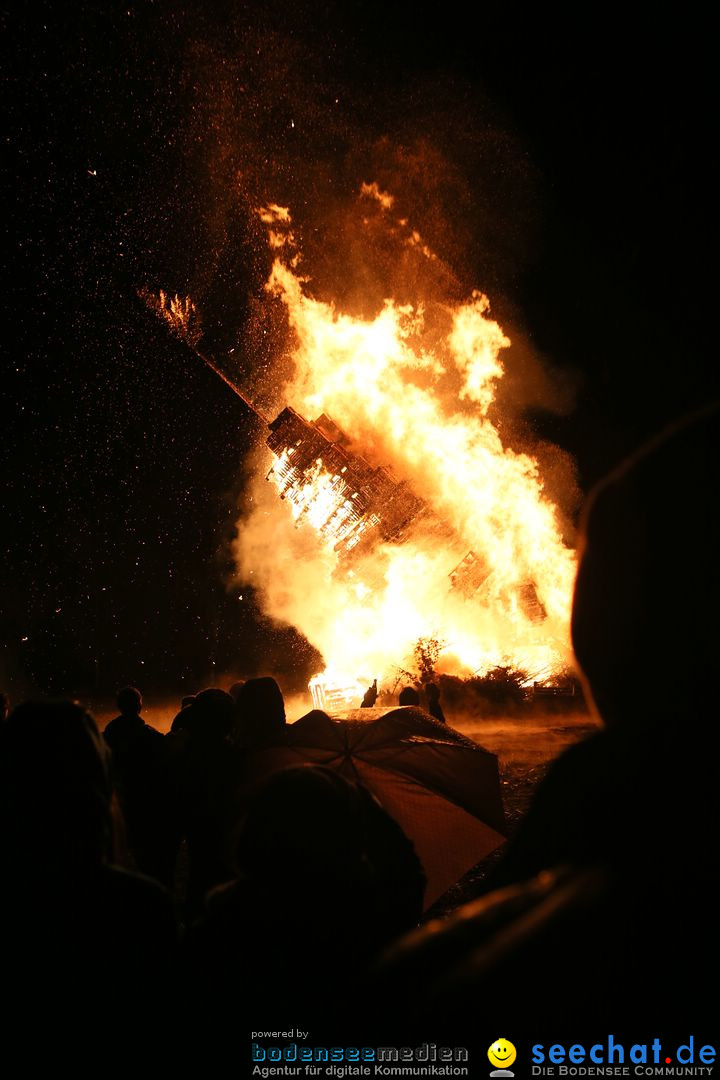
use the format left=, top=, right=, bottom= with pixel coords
left=342, top=726, right=365, bottom=786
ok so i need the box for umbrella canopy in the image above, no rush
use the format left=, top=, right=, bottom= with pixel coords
left=242, top=707, right=506, bottom=908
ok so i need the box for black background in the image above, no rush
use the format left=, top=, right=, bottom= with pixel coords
left=3, top=2, right=718, bottom=701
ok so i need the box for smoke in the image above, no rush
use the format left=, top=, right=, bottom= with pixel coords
left=143, top=17, right=561, bottom=374
left=136, top=13, right=582, bottom=427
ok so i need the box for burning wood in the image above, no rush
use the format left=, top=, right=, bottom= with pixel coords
left=267, top=406, right=426, bottom=558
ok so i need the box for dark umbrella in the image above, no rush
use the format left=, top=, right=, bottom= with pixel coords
left=243, top=707, right=506, bottom=908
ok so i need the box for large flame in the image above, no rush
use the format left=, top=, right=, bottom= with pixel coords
left=233, top=195, right=577, bottom=691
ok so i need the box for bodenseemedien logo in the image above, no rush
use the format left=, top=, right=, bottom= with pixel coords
left=489, top=1038, right=517, bottom=1077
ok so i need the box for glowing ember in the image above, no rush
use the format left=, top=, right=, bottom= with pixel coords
left=140, top=288, right=201, bottom=347
left=233, top=194, right=577, bottom=688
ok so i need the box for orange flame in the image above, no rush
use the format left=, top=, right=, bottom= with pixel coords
left=234, top=196, right=577, bottom=690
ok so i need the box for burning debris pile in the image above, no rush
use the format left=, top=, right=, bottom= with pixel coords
left=145, top=187, right=578, bottom=702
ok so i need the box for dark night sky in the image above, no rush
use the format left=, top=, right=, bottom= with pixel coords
left=3, top=2, right=718, bottom=703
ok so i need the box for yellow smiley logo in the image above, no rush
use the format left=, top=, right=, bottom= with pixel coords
left=488, top=1039, right=517, bottom=1069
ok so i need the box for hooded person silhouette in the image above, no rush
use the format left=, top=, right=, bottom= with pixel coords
left=371, top=404, right=720, bottom=1035
left=0, top=700, right=178, bottom=1037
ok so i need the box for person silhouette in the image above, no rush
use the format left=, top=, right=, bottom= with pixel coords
left=398, top=686, right=420, bottom=706
left=235, top=676, right=286, bottom=748
left=361, top=678, right=378, bottom=707
left=488, top=403, right=720, bottom=889
left=0, top=700, right=177, bottom=1034
left=103, top=686, right=174, bottom=886
left=184, top=765, right=425, bottom=1020
left=170, top=688, right=240, bottom=919
left=425, top=682, right=446, bottom=723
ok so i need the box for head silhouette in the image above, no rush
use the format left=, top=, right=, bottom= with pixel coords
left=0, top=700, right=112, bottom=873
left=572, top=403, right=720, bottom=729
left=228, top=681, right=245, bottom=703
left=184, top=688, right=236, bottom=743
left=398, top=686, right=420, bottom=706
left=236, top=677, right=286, bottom=746
left=116, top=686, right=142, bottom=717
left=236, top=765, right=374, bottom=884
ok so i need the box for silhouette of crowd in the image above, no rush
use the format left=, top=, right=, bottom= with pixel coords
left=1, top=404, right=717, bottom=1046
left=0, top=674, right=427, bottom=1047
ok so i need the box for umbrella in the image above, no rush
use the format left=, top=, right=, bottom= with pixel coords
left=242, top=707, right=506, bottom=908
